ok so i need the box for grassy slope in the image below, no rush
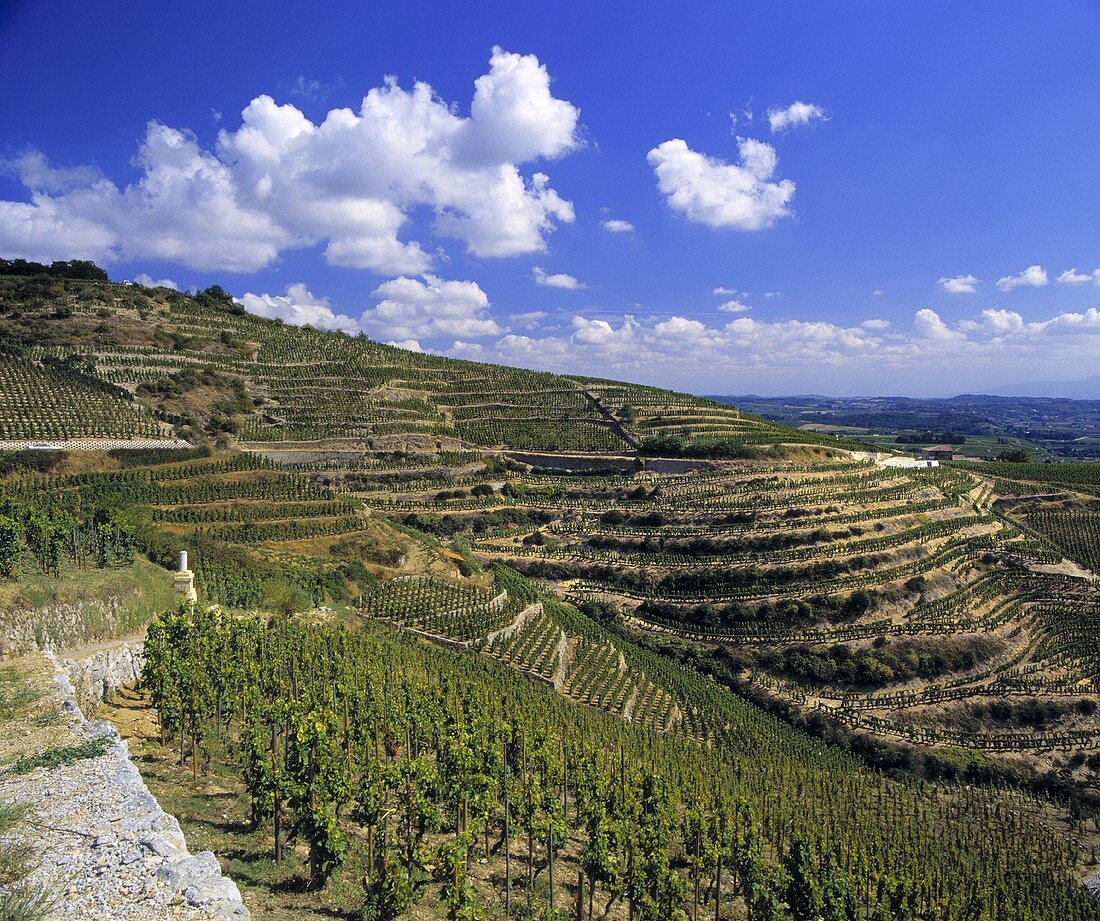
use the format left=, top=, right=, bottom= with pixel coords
left=0, top=557, right=177, bottom=655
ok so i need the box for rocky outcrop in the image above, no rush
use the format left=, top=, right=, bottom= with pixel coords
left=0, top=655, right=250, bottom=920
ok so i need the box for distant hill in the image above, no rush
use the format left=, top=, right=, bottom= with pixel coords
left=709, top=392, right=1100, bottom=461
left=977, top=377, right=1100, bottom=401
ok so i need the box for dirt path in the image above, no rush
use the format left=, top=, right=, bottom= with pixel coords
left=62, top=631, right=147, bottom=661
left=581, top=389, right=641, bottom=449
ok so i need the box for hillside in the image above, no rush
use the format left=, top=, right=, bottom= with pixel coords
left=0, top=274, right=830, bottom=455
left=2, top=269, right=1100, bottom=919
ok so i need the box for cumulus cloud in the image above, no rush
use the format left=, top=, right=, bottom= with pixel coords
left=0, top=48, right=579, bottom=274
left=767, top=101, right=827, bottom=133
left=646, top=137, right=795, bottom=231
left=939, top=273, right=979, bottom=294
left=717, top=299, right=751, bottom=313
left=449, top=340, right=485, bottom=357
left=361, top=274, right=504, bottom=341
left=996, top=265, right=1048, bottom=291
left=913, top=307, right=967, bottom=342
left=131, top=273, right=178, bottom=290
left=459, top=48, right=581, bottom=164
left=236, top=283, right=360, bottom=333
left=1057, top=268, right=1095, bottom=285
left=532, top=266, right=585, bottom=289
left=234, top=272, right=509, bottom=345
left=601, top=218, right=635, bottom=233
left=386, top=339, right=423, bottom=352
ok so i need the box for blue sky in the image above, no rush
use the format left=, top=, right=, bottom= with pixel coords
left=2, top=0, right=1099, bottom=396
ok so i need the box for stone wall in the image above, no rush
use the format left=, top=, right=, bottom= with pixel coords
left=61, top=640, right=146, bottom=716
left=1, top=599, right=128, bottom=658
left=0, top=653, right=253, bottom=920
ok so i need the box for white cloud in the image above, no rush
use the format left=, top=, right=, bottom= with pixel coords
left=4, top=151, right=101, bottom=193
left=939, top=273, right=979, bottom=294
left=913, top=308, right=966, bottom=342
left=764, top=291, right=782, bottom=298
left=131, top=273, right=178, bottom=290
left=873, top=289, right=885, bottom=297
left=236, top=283, right=360, bottom=333
left=996, top=264, right=1048, bottom=291
left=570, top=314, right=639, bottom=347
left=509, top=310, right=548, bottom=330
left=601, top=218, right=635, bottom=233
left=459, top=47, right=581, bottom=164
left=767, top=101, right=827, bottom=133
left=448, top=340, right=485, bottom=357
left=386, top=339, right=423, bottom=352
left=361, top=273, right=503, bottom=341
left=532, top=266, right=585, bottom=289
left=0, top=48, right=579, bottom=274
left=728, top=99, right=755, bottom=131
left=861, top=318, right=890, bottom=330
left=1057, top=268, right=1094, bottom=285
left=717, top=299, right=751, bottom=313
left=646, top=137, right=795, bottom=231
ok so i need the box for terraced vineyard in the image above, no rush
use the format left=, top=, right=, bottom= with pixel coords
left=0, top=274, right=846, bottom=454
left=356, top=564, right=698, bottom=738
left=0, top=450, right=441, bottom=612
left=3, top=275, right=1096, bottom=777
left=311, top=444, right=1100, bottom=787
left=1022, top=506, right=1100, bottom=574
left=0, top=353, right=169, bottom=441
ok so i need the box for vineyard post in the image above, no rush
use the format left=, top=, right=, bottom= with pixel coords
left=271, top=720, right=282, bottom=864
left=627, top=831, right=634, bottom=921
left=343, top=691, right=351, bottom=778
left=405, top=768, right=414, bottom=883
left=504, top=740, right=511, bottom=916
left=694, top=814, right=701, bottom=921
left=190, top=687, right=198, bottom=782
left=714, top=848, right=721, bottom=921
left=523, top=733, right=533, bottom=900
left=548, top=818, right=555, bottom=915
left=562, top=737, right=569, bottom=823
